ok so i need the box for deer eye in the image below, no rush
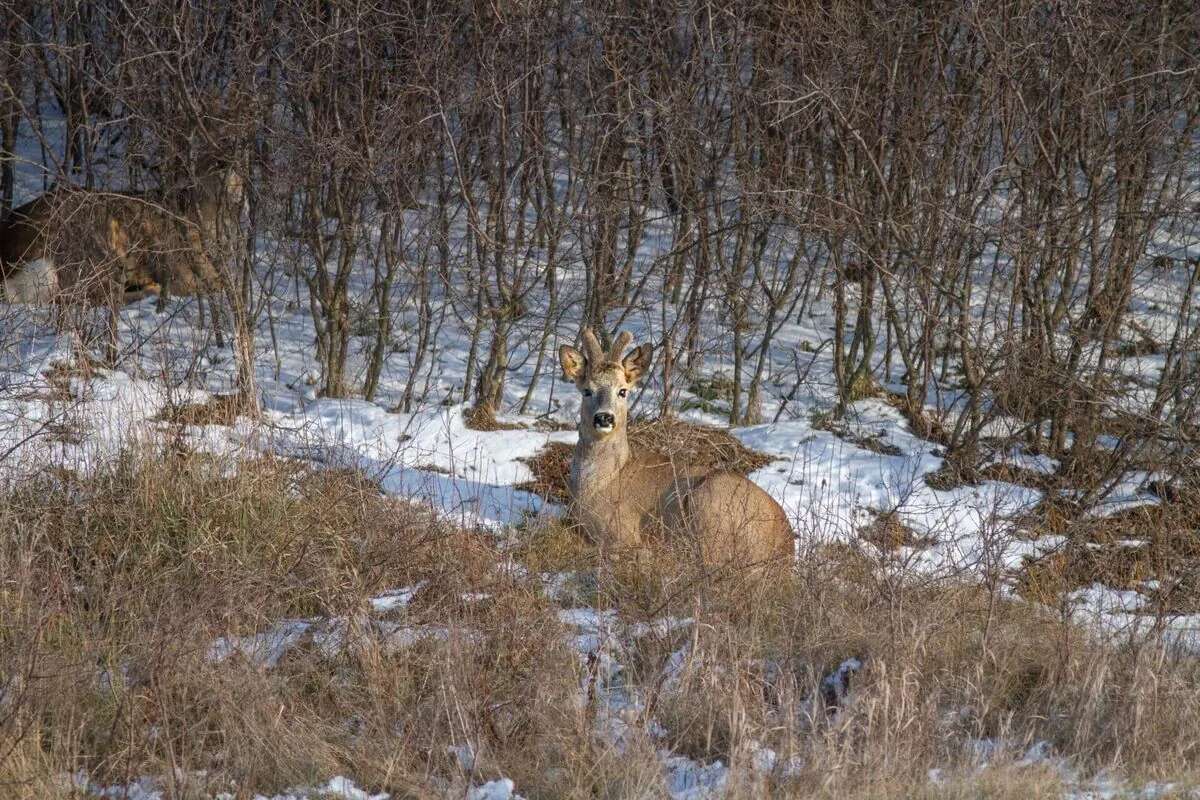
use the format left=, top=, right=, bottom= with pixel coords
left=618, top=388, right=628, bottom=398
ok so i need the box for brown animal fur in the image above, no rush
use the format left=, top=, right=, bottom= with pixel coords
left=559, top=328, right=793, bottom=570
left=0, top=161, right=242, bottom=305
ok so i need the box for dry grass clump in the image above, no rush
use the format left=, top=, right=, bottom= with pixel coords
left=518, top=416, right=776, bottom=504
left=1017, top=499, right=1200, bottom=610
left=630, top=417, right=775, bottom=475
left=858, top=510, right=932, bottom=551
left=154, top=391, right=253, bottom=427
left=517, top=441, right=575, bottom=504
left=0, top=450, right=579, bottom=797
left=578, top=533, right=1200, bottom=796
left=924, top=454, right=1061, bottom=494
left=462, top=404, right=526, bottom=432
left=41, top=360, right=97, bottom=402
left=812, top=411, right=905, bottom=457
left=633, top=419, right=782, bottom=474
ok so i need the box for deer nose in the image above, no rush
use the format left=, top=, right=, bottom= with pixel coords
left=593, top=412, right=615, bottom=430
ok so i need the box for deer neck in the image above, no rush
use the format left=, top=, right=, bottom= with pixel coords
left=570, top=428, right=631, bottom=498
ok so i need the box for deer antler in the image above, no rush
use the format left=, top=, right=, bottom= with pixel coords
left=581, top=328, right=605, bottom=364
left=609, top=331, right=632, bottom=361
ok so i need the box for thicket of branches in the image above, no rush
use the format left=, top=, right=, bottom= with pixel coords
left=2, top=0, right=1199, bottom=495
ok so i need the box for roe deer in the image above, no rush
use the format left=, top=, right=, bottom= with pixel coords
left=559, top=328, right=793, bottom=569
left=0, top=159, right=244, bottom=306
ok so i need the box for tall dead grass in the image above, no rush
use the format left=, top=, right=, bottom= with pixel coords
left=0, top=451, right=1198, bottom=798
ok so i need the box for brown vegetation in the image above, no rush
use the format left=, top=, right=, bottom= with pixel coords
left=1, top=0, right=1194, bottom=446
left=1, top=451, right=1199, bottom=796
left=1017, top=499, right=1200, bottom=612
left=154, top=391, right=253, bottom=427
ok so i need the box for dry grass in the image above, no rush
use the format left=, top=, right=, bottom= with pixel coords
left=462, top=405, right=527, bottom=432
left=0, top=451, right=576, bottom=797
left=155, top=391, right=252, bottom=427
left=858, top=510, right=933, bottom=551
left=1017, top=499, right=1200, bottom=611
left=924, top=456, right=1061, bottom=494
left=2, top=449, right=1200, bottom=798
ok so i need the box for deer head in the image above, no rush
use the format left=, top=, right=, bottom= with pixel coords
left=559, top=328, right=653, bottom=442
left=170, top=152, right=248, bottom=222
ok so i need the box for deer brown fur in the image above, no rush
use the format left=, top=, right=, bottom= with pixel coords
left=559, top=328, right=793, bottom=569
left=0, top=160, right=243, bottom=306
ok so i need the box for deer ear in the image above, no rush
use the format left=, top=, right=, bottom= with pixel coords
left=559, top=344, right=586, bottom=381
left=622, top=343, right=653, bottom=383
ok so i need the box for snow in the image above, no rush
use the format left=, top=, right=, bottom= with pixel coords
left=663, top=755, right=728, bottom=799
left=369, top=583, right=425, bottom=613
left=204, top=608, right=479, bottom=668
left=309, top=777, right=389, bottom=800
left=223, top=775, right=390, bottom=800
left=74, top=771, right=523, bottom=800
left=1067, top=583, right=1200, bottom=653
left=270, top=401, right=570, bottom=529
left=984, top=446, right=1059, bottom=475
left=466, top=779, right=523, bottom=800
left=207, top=619, right=312, bottom=668
left=819, top=657, right=863, bottom=710
left=736, top=408, right=1043, bottom=572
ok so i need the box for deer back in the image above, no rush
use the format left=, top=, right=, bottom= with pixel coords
left=0, top=176, right=231, bottom=304
left=1, top=189, right=133, bottom=303
left=572, top=444, right=792, bottom=565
